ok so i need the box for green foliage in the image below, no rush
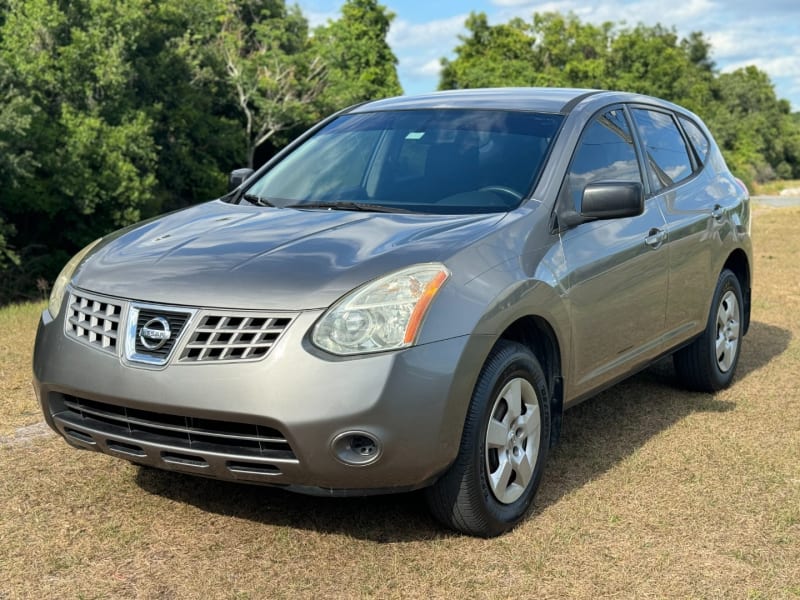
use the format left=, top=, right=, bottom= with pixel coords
left=440, top=13, right=535, bottom=89
left=608, top=24, right=714, bottom=112
left=0, top=0, right=400, bottom=301
left=709, top=67, right=800, bottom=186
left=312, top=0, right=402, bottom=109
left=440, top=11, right=800, bottom=188
left=0, top=47, right=38, bottom=189
left=440, top=12, right=613, bottom=89
left=528, top=13, right=612, bottom=88
left=210, top=0, right=325, bottom=167
left=0, top=60, right=37, bottom=270
left=0, top=0, right=163, bottom=295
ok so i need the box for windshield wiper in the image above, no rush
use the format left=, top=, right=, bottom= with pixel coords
left=242, top=193, right=275, bottom=207
left=285, top=201, right=412, bottom=213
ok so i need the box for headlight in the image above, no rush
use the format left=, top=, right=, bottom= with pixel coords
left=312, top=263, right=450, bottom=355
left=48, top=238, right=102, bottom=319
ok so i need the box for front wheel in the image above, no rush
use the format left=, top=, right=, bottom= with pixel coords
left=426, top=340, right=550, bottom=537
left=674, top=268, right=744, bottom=392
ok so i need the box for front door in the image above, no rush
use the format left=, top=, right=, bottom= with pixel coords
left=559, top=107, right=669, bottom=399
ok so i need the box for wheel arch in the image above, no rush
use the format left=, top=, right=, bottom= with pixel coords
left=497, top=315, right=564, bottom=448
left=722, top=248, right=751, bottom=335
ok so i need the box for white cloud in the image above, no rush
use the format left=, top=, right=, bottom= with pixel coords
left=708, top=26, right=800, bottom=60
left=388, top=14, right=468, bottom=48
left=493, top=1, right=575, bottom=21
left=416, top=58, right=443, bottom=77
left=722, top=56, right=800, bottom=78
left=303, top=9, right=338, bottom=28
left=707, top=31, right=753, bottom=60
left=490, top=0, right=540, bottom=6
left=569, top=0, right=715, bottom=28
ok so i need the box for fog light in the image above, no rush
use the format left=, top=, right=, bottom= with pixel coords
left=331, top=431, right=382, bottom=466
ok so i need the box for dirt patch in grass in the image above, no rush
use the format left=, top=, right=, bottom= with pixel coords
left=1, top=212, right=798, bottom=598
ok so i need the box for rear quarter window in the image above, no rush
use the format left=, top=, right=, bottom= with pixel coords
left=679, top=116, right=710, bottom=165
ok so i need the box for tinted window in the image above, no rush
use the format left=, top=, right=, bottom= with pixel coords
left=247, top=109, right=564, bottom=214
left=679, top=116, right=710, bottom=165
left=257, top=129, right=383, bottom=202
left=631, top=109, right=693, bottom=191
left=565, top=109, right=641, bottom=209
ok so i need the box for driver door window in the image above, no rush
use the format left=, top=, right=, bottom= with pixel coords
left=565, top=109, right=642, bottom=211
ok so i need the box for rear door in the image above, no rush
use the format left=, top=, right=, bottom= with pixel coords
left=628, top=107, right=717, bottom=346
left=559, top=107, right=669, bottom=399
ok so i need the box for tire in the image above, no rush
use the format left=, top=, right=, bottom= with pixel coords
left=426, top=340, right=550, bottom=537
left=674, top=268, right=744, bottom=392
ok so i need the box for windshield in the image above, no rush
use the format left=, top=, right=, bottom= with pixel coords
left=245, top=109, right=564, bottom=214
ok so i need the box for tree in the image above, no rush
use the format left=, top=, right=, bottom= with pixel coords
left=607, top=24, right=714, bottom=113
left=0, top=60, right=37, bottom=270
left=130, top=0, right=247, bottom=209
left=312, top=0, right=402, bottom=109
left=709, top=66, right=800, bottom=185
left=528, top=12, right=612, bottom=88
left=213, top=0, right=325, bottom=167
left=0, top=0, right=161, bottom=296
left=0, top=0, right=242, bottom=300
left=440, top=13, right=537, bottom=89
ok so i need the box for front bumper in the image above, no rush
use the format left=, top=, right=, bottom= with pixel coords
left=32, top=297, right=490, bottom=495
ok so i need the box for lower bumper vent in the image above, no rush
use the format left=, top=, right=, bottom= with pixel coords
left=53, top=395, right=296, bottom=461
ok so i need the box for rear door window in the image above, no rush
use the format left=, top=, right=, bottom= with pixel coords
left=631, top=108, right=693, bottom=192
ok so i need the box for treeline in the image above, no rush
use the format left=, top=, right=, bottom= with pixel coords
left=442, top=13, right=800, bottom=187
left=1, top=4, right=798, bottom=303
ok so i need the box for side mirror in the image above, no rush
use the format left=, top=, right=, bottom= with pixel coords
left=228, top=168, right=254, bottom=192
left=580, top=181, right=644, bottom=219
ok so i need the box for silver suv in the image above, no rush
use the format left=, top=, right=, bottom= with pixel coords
left=33, top=88, right=752, bottom=537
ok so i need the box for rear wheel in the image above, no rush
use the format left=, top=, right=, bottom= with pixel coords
left=426, top=340, right=550, bottom=537
left=674, top=268, right=743, bottom=392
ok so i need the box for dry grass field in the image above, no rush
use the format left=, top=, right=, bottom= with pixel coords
left=1, top=206, right=798, bottom=599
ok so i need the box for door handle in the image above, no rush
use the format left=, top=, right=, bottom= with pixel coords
left=644, top=228, right=667, bottom=249
left=711, top=204, right=724, bottom=221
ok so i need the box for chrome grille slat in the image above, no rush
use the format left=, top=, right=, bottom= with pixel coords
left=180, top=314, right=293, bottom=363
left=64, top=292, right=123, bottom=354
left=64, top=292, right=294, bottom=364
left=66, top=319, right=117, bottom=338
left=58, top=396, right=296, bottom=460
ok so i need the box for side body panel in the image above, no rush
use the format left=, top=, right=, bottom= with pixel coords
left=657, top=169, right=720, bottom=347
left=559, top=200, right=668, bottom=399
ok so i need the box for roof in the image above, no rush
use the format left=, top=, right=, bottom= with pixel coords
left=348, top=88, right=603, bottom=114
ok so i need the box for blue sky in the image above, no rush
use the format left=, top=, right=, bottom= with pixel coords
left=297, top=0, right=800, bottom=110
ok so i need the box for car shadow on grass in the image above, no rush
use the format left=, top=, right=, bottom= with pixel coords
left=135, top=320, right=790, bottom=542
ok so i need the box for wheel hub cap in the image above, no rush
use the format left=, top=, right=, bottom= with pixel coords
left=484, top=377, right=541, bottom=505
left=715, top=290, right=740, bottom=373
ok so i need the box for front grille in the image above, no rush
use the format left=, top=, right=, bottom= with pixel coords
left=65, top=293, right=123, bottom=354
left=133, top=308, right=191, bottom=359
left=180, top=314, right=292, bottom=362
left=56, top=395, right=295, bottom=460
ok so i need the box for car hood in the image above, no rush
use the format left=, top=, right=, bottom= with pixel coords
left=73, top=200, right=506, bottom=310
